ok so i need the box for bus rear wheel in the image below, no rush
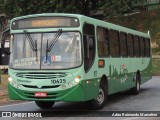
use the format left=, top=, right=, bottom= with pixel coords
left=131, top=74, right=141, bottom=95
left=35, top=101, right=55, bottom=109
left=88, top=84, right=107, bottom=110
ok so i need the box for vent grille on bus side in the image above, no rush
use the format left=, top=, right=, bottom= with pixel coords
left=16, top=72, right=67, bottom=79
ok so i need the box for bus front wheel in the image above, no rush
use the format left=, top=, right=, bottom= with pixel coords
left=35, top=101, right=55, bottom=109
left=88, top=84, right=107, bottom=110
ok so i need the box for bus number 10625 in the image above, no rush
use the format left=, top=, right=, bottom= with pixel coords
left=51, top=79, right=66, bottom=84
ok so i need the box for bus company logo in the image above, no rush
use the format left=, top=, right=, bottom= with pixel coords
left=17, top=79, right=32, bottom=83
left=120, top=75, right=128, bottom=84
left=122, top=64, right=125, bottom=70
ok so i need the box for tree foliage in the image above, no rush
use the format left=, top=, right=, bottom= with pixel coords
left=0, top=0, right=134, bottom=19
left=102, top=0, right=133, bottom=18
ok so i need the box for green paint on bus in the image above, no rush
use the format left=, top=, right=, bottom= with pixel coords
left=7, top=13, right=152, bottom=109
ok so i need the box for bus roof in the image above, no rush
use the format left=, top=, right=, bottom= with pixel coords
left=11, top=13, right=150, bottom=38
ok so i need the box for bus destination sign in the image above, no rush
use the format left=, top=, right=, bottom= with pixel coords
left=32, top=19, right=60, bottom=27
left=11, top=16, right=80, bottom=29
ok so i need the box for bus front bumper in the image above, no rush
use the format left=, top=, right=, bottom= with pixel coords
left=8, top=83, right=85, bottom=102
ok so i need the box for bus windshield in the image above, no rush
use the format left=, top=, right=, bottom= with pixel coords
left=9, top=32, right=82, bottom=69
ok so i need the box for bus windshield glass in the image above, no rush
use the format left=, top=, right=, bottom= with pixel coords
left=9, top=32, right=82, bottom=69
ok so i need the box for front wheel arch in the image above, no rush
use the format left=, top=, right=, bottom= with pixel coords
left=101, top=75, right=108, bottom=96
left=87, top=76, right=108, bottom=110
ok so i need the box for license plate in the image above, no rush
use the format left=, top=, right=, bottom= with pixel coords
left=34, top=92, right=47, bottom=97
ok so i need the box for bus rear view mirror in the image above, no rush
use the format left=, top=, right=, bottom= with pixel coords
left=1, top=28, right=10, bottom=48
left=1, top=28, right=10, bottom=55
left=1, top=49, right=10, bottom=55
left=1, top=35, right=5, bottom=48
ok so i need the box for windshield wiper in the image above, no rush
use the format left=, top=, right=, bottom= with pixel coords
left=46, top=39, right=49, bottom=63
left=35, top=40, right=38, bottom=61
left=45, top=29, right=62, bottom=62
left=47, top=29, right=62, bottom=52
left=23, top=30, right=37, bottom=51
left=23, top=30, right=38, bottom=61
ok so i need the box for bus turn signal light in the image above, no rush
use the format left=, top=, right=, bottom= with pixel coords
left=75, top=75, right=81, bottom=83
left=98, top=60, right=105, bottom=68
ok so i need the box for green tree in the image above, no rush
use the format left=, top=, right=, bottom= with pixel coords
left=1, top=0, right=107, bottom=18
left=54, top=0, right=104, bottom=16
left=2, top=0, right=57, bottom=18
left=102, top=0, right=133, bottom=18
left=1, top=0, right=134, bottom=18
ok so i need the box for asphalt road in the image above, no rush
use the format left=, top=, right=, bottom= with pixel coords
left=0, top=76, right=160, bottom=120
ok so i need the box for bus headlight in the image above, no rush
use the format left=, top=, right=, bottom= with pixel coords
left=8, top=77, right=22, bottom=89
left=61, top=84, right=66, bottom=89
left=8, top=77, right=13, bottom=82
left=74, top=75, right=81, bottom=83
left=13, top=82, right=17, bottom=87
left=17, top=84, right=22, bottom=89
left=68, top=82, right=73, bottom=87
left=11, top=82, right=22, bottom=89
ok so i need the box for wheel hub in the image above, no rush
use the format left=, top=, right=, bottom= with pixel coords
left=95, top=88, right=105, bottom=104
left=137, top=80, right=140, bottom=91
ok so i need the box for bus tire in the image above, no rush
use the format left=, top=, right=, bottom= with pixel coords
left=131, top=74, right=141, bottom=95
left=88, top=83, right=107, bottom=110
left=35, top=101, right=55, bottom=109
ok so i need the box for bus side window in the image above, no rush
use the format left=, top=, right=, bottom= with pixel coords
left=83, top=23, right=95, bottom=72
left=97, top=26, right=110, bottom=57
left=127, top=34, right=134, bottom=57
left=140, top=37, right=145, bottom=57
left=120, top=32, right=127, bottom=57
left=134, top=36, right=140, bottom=57
left=109, top=29, right=120, bottom=57
left=145, top=38, right=151, bottom=57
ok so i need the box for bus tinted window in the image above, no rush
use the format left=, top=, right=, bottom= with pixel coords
left=120, top=32, right=127, bottom=57
left=145, top=38, right=151, bottom=57
left=109, top=30, right=120, bottom=57
left=127, top=34, right=134, bottom=57
left=134, top=36, right=140, bottom=57
left=140, top=37, right=145, bottom=57
left=97, top=27, right=110, bottom=57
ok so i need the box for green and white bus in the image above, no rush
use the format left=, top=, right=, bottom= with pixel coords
left=2, top=13, right=152, bottom=109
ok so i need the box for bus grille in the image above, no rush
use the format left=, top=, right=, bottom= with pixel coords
left=16, top=72, right=67, bottom=79
left=22, top=85, right=60, bottom=89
